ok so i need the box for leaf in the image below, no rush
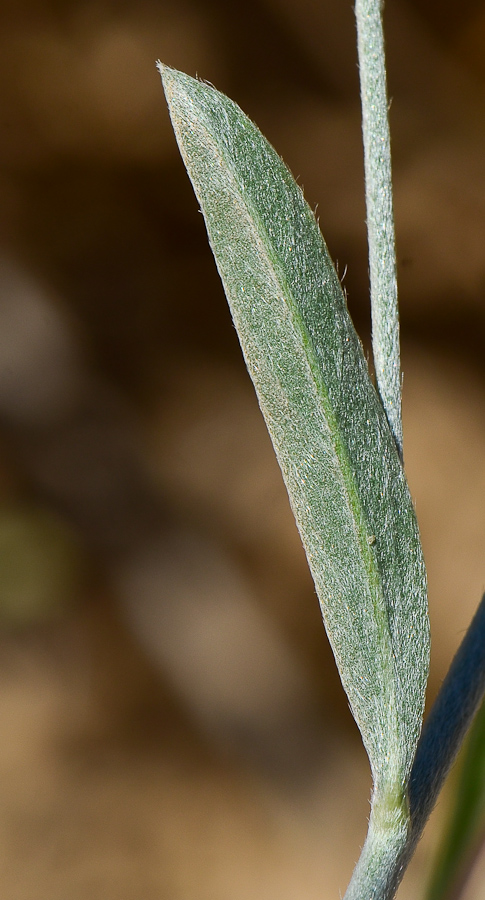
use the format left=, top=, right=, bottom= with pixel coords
left=159, top=64, right=429, bottom=808
left=426, top=695, right=485, bottom=900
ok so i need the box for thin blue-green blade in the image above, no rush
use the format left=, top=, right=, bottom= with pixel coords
left=426, top=697, right=485, bottom=900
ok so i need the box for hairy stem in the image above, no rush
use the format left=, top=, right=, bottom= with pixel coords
left=355, top=0, right=402, bottom=459
left=344, top=788, right=409, bottom=900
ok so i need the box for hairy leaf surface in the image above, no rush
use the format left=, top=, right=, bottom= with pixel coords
left=159, top=65, right=429, bottom=800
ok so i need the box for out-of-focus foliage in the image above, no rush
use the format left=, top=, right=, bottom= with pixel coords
left=0, top=504, right=83, bottom=625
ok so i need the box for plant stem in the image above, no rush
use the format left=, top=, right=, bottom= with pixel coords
left=355, top=0, right=402, bottom=460
left=344, top=790, right=409, bottom=900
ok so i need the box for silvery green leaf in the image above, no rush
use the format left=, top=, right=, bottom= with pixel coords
left=159, top=65, right=429, bottom=812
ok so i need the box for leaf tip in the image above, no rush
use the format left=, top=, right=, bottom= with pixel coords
left=156, top=61, right=177, bottom=100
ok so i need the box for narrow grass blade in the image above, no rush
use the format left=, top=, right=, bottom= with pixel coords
left=410, top=595, right=485, bottom=838
left=411, top=594, right=485, bottom=900
left=427, top=698, right=485, bottom=900
left=159, top=64, right=429, bottom=824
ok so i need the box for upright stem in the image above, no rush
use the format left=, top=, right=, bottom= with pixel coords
left=344, top=787, right=409, bottom=900
left=355, top=0, right=402, bottom=460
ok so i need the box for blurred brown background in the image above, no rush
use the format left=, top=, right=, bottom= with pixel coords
left=0, top=0, right=484, bottom=897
